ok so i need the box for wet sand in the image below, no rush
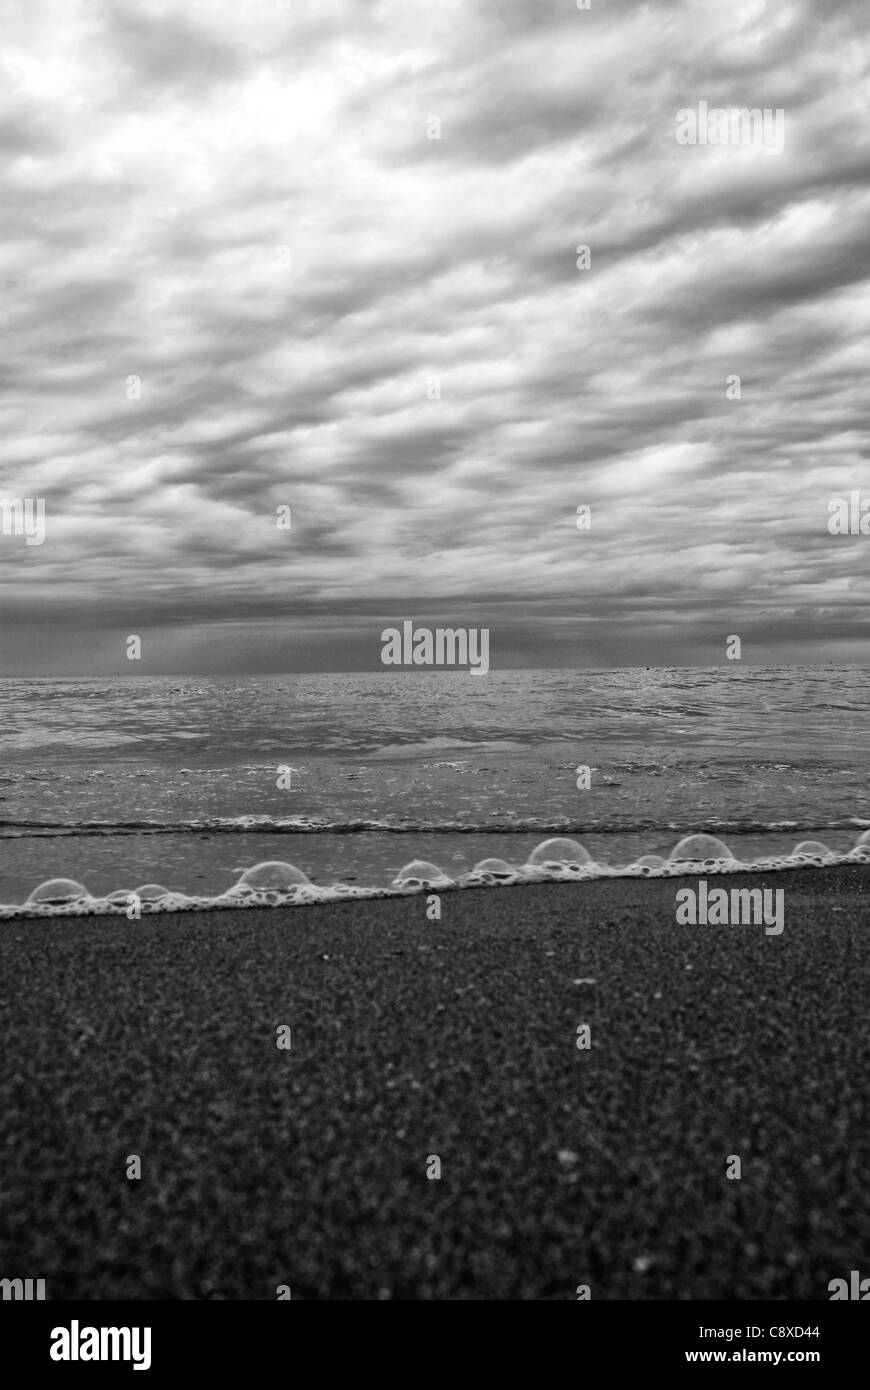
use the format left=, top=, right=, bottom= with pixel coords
left=0, top=866, right=867, bottom=1299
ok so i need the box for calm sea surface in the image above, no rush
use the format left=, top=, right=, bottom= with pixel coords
left=1, top=666, right=868, bottom=901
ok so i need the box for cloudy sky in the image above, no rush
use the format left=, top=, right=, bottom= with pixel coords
left=1, top=0, right=869, bottom=675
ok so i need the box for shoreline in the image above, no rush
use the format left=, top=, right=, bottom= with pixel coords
left=1, top=865, right=868, bottom=1299
left=2, top=844, right=869, bottom=918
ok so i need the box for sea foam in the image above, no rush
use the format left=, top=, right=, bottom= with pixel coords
left=1, top=831, right=869, bottom=918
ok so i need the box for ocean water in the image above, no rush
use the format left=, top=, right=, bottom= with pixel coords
left=1, top=665, right=869, bottom=912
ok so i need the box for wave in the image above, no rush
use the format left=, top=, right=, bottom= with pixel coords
left=2, top=813, right=870, bottom=838
left=2, top=830, right=869, bottom=918
left=368, top=736, right=531, bottom=756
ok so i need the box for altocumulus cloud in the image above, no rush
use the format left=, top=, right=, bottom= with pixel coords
left=1, top=0, right=870, bottom=674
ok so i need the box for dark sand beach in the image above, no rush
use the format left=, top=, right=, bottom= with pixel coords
left=1, top=866, right=868, bottom=1301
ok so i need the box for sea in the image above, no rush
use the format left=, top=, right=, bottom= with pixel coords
left=1, top=664, right=869, bottom=913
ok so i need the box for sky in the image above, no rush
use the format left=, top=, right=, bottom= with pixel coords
left=1, top=0, right=869, bottom=675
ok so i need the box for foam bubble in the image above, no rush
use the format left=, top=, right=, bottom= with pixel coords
left=852, top=831, right=870, bottom=859
left=26, top=877, right=89, bottom=905
left=632, top=853, right=668, bottom=875
left=106, top=889, right=135, bottom=905
left=393, top=860, right=453, bottom=887
left=792, top=840, right=832, bottom=858
left=235, top=861, right=311, bottom=890
left=4, top=820, right=869, bottom=920
left=527, top=837, right=592, bottom=868
left=132, top=883, right=172, bottom=902
left=669, top=834, right=734, bottom=863
left=467, top=857, right=518, bottom=883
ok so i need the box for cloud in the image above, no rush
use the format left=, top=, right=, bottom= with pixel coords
left=1, top=0, right=870, bottom=673
left=101, top=3, right=245, bottom=94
